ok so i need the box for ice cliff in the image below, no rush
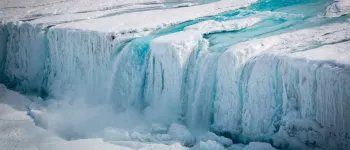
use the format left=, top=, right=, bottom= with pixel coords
left=0, top=0, right=350, bottom=149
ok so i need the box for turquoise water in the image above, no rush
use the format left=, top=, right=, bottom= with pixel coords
left=204, top=0, right=335, bottom=51
left=106, top=0, right=350, bottom=122
left=147, top=0, right=347, bottom=53
left=108, top=0, right=348, bottom=111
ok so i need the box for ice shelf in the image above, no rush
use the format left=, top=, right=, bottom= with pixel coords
left=0, top=0, right=350, bottom=150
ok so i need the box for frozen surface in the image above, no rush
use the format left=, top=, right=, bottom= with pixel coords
left=168, top=123, right=195, bottom=146
left=40, top=139, right=132, bottom=150
left=1, top=0, right=350, bottom=150
left=52, top=0, right=258, bottom=34
left=199, top=132, right=233, bottom=147
left=199, top=140, right=226, bottom=150
left=184, top=17, right=261, bottom=34
left=326, top=0, right=350, bottom=17
left=213, top=22, right=350, bottom=139
left=244, top=142, right=277, bottom=150
left=0, top=0, right=217, bottom=22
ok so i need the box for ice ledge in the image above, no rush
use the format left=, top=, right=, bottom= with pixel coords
left=184, top=17, right=261, bottom=34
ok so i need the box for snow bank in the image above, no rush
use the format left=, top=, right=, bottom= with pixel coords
left=326, top=0, right=350, bottom=17
left=1, top=0, right=258, bottom=36
left=40, top=138, right=132, bottom=150
left=0, top=0, right=171, bottom=21
left=53, top=0, right=258, bottom=34
left=0, top=84, right=130, bottom=150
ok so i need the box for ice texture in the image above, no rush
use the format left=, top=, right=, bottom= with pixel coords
left=42, top=0, right=258, bottom=34
left=213, top=22, right=350, bottom=142
left=144, top=31, right=203, bottom=123
left=184, top=17, right=261, bottom=34
left=1, top=0, right=350, bottom=150
left=326, top=0, right=350, bottom=17
left=244, top=142, right=277, bottom=150
left=199, top=132, right=233, bottom=147
left=168, top=123, right=195, bottom=146
left=199, top=140, right=226, bottom=150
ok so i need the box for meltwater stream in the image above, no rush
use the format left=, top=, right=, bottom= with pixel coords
left=0, top=0, right=350, bottom=149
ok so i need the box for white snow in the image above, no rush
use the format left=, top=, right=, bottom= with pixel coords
left=40, top=139, right=132, bottom=150
left=1, top=0, right=258, bottom=36
left=185, top=17, right=261, bottom=34
left=52, top=0, right=258, bottom=34
left=288, top=41, right=350, bottom=65
left=326, top=0, right=350, bottom=17
left=0, top=84, right=133, bottom=150
left=0, top=0, right=166, bottom=21
left=29, top=4, right=166, bottom=25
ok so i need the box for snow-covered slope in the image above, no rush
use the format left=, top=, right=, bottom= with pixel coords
left=1, top=0, right=350, bottom=150
left=0, top=84, right=135, bottom=150
left=0, top=0, right=222, bottom=22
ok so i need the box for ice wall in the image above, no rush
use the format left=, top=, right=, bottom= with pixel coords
left=0, top=22, right=119, bottom=102
left=0, top=0, right=350, bottom=149
left=0, top=22, right=46, bottom=93
left=273, top=42, right=350, bottom=149
left=213, top=22, right=350, bottom=138
left=211, top=22, right=350, bottom=149
left=0, top=23, right=7, bottom=81
left=46, top=28, right=116, bottom=102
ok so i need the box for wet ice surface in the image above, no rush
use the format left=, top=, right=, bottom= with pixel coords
left=1, top=0, right=350, bottom=150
